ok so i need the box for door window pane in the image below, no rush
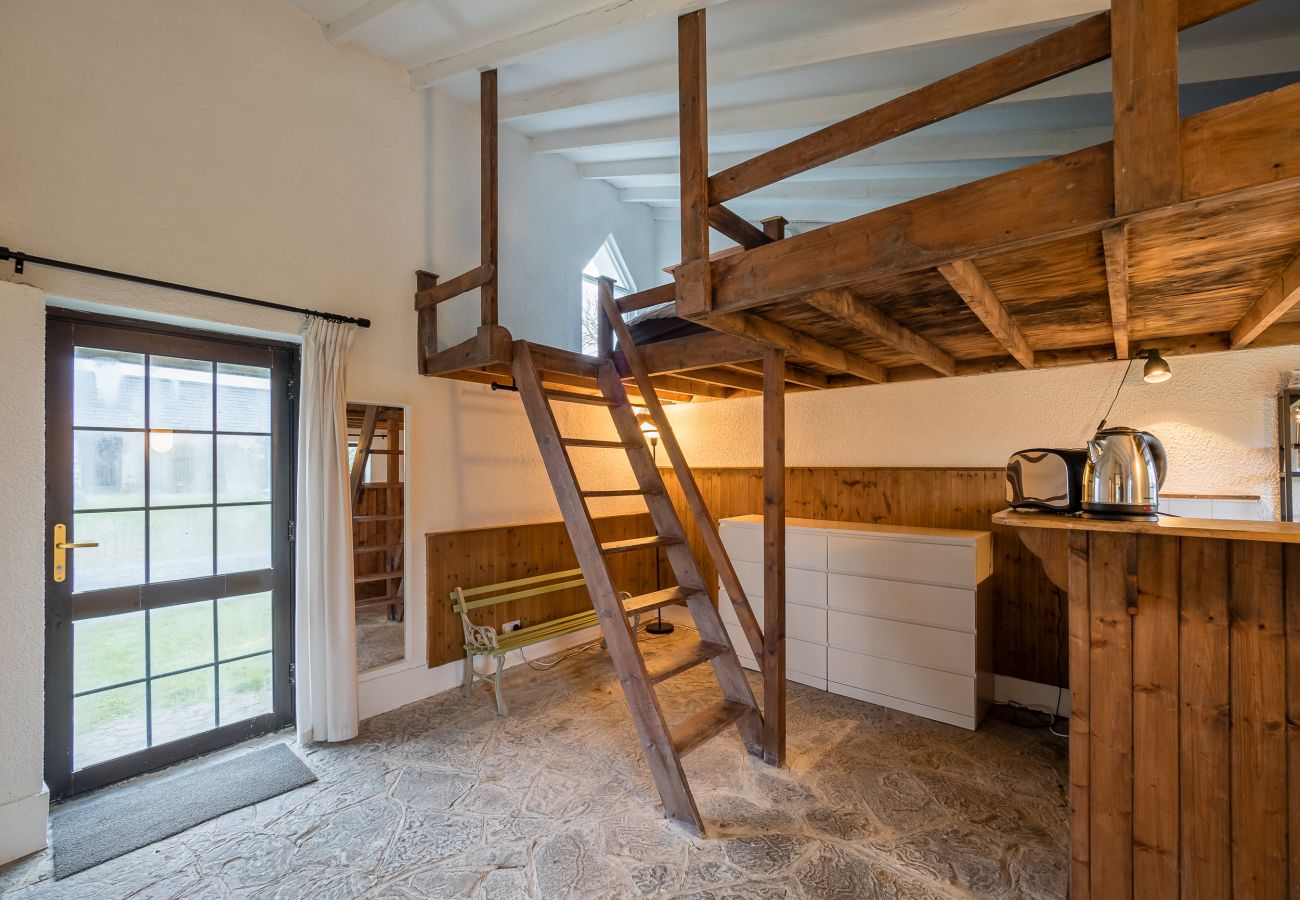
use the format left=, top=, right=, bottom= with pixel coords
left=149, top=432, right=213, bottom=506
left=73, top=510, right=145, bottom=592
left=217, top=435, right=271, bottom=503
left=73, top=612, right=145, bottom=693
left=218, top=592, right=272, bottom=658
left=150, top=356, right=213, bottom=431
left=217, top=504, right=271, bottom=574
left=217, top=364, right=271, bottom=433
left=74, top=683, right=147, bottom=770
left=74, top=348, right=145, bottom=429
left=151, top=669, right=215, bottom=745
left=150, top=601, right=215, bottom=675
left=219, top=654, right=273, bottom=724
left=150, top=507, right=214, bottom=582
left=74, top=430, right=145, bottom=510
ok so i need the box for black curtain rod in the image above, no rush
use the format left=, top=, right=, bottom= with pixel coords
left=0, top=245, right=371, bottom=328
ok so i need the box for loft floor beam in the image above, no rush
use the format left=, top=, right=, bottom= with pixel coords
left=805, top=288, right=956, bottom=376
left=1230, top=250, right=1300, bottom=349
left=1101, top=226, right=1131, bottom=359
left=939, top=260, right=1035, bottom=368
left=703, top=312, right=887, bottom=383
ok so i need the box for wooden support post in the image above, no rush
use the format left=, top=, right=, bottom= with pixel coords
left=596, top=276, right=615, bottom=359
left=762, top=347, right=786, bottom=766
left=416, top=270, right=438, bottom=374
left=761, top=216, right=787, bottom=241
left=481, top=69, right=500, bottom=328
left=676, top=10, right=712, bottom=316
left=1111, top=0, right=1181, bottom=214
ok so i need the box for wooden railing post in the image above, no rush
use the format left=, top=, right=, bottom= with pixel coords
left=596, top=275, right=615, bottom=359
left=1111, top=0, right=1181, bottom=215
left=480, top=69, right=499, bottom=330
left=675, top=10, right=712, bottom=318
left=416, top=270, right=439, bottom=374
left=762, top=347, right=786, bottom=766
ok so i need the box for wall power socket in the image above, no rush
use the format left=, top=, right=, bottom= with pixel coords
left=502, top=620, right=521, bottom=633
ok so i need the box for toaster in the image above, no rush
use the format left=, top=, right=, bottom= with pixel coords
left=1006, top=448, right=1090, bottom=513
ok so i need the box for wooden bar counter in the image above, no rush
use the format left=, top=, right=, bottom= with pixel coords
left=993, top=510, right=1300, bottom=900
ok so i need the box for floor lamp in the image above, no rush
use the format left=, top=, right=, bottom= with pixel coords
left=637, top=413, right=674, bottom=635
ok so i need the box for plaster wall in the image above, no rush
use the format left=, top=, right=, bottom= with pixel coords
left=0, top=0, right=655, bottom=859
left=666, top=346, right=1300, bottom=511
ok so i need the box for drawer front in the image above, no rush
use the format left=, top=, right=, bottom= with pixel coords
left=827, top=647, right=975, bottom=716
left=719, top=589, right=827, bottom=645
left=723, top=624, right=827, bottom=680
left=733, top=559, right=828, bottom=606
left=828, top=534, right=977, bottom=588
left=721, top=524, right=827, bottom=569
left=828, top=573, right=976, bottom=632
left=827, top=611, right=975, bottom=674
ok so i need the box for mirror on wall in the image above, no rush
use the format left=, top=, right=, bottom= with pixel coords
left=347, top=403, right=406, bottom=672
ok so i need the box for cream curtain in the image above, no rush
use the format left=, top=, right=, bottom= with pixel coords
left=295, top=317, right=359, bottom=743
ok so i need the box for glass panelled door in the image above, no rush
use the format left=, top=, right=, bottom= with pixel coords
left=46, top=315, right=296, bottom=799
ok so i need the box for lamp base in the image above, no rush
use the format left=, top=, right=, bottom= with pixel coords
left=644, top=611, right=675, bottom=635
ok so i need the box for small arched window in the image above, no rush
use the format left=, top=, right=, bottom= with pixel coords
left=581, top=236, right=635, bottom=355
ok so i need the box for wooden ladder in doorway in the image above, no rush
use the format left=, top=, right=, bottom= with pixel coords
left=512, top=339, right=767, bottom=835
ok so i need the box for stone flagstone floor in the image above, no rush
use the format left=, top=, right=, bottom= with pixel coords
left=0, top=629, right=1068, bottom=899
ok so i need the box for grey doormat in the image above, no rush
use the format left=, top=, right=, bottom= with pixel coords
left=52, top=742, right=316, bottom=879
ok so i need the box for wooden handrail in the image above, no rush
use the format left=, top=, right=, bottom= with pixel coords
left=706, top=0, right=1258, bottom=206
left=413, top=263, right=495, bottom=310
left=617, top=282, right=677, bottom=314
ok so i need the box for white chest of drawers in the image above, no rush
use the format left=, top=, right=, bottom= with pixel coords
left=717, top=515, right=994, bottom=730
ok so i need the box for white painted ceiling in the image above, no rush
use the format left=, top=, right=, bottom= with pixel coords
left=290, top=0, right=1300, bottom=235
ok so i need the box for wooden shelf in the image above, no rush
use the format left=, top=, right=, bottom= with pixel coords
left=993, top=508, right=1300, bottom=544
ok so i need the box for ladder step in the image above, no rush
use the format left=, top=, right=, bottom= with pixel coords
left=544, top=388, right=615, bottom=407
left=601, top=535, right=680, bottom=555
left=670, top=700, right=752, bottom=757
left=644, top=641, right=729, bottom=684
left=581, top=488, right=662, bottom=498
left=622, top=586, right=701, bottom=617
left=561, top=438, right=637, bottom=449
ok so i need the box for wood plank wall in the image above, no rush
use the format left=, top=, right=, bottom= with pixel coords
left=1050, top=531, right=1296, bottom=900
left=658, top=467, right=1065, bottom=688
left=426, top=513, right=663, bottom=667
left=424, top=467, right=1065, bottom=688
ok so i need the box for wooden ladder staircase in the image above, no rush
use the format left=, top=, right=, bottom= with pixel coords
left=511, top=330, right=769, bottom=834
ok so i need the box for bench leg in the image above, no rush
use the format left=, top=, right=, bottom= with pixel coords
left=493, top=655, right=508, bottom=717
left=462, top=653, right=476, bottom=697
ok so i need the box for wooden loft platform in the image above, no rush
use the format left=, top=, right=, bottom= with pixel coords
left=415, top=0, right=1300, bottom=402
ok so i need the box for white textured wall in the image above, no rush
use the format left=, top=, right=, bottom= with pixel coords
left=0, top=283, right=48, bottom=859
left=667, top=346, right=1300, bottom=512
left=0, top=0, right=656, bottom=837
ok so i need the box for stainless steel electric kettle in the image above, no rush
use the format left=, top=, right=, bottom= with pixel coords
left=1081, top=427, right=1167, bottom=519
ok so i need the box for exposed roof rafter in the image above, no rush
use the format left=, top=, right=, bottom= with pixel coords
left=939, top=259, right=1036, bottom=368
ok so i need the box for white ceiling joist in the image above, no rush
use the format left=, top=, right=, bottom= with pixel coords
left=325, top=0, right=409, bottom=45
left=500, top=0, right=1106, bottom=120
left=408, top=0, right=736, bottom=89
left=532, top=36, right=1300, bottom=154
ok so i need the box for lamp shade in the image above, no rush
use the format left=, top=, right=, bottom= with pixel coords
left=636, top=412, right=659, bottom=442
left=1142, top=350, right=1172, bottom=384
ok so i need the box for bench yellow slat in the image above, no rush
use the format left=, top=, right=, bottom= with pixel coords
left=453, top=567, right=584, bottom=599
left=497, top=613, right=600, bottom=649
left=453, top=578, right=588, bottom=614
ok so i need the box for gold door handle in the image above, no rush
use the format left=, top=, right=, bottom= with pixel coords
left=52, top=524, right=97, bottom=583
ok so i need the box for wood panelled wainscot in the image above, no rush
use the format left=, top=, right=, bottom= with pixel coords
left=996, top=510, right=1300, bottom=900
left=426, top=468, right=1064, bottom=688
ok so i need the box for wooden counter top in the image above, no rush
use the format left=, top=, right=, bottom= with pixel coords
left=992, top=508, right=1300, bottom=544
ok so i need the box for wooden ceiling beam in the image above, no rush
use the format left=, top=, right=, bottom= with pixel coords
left=1230, top=250, right=1300, bottom=349
left=691, top=81, right=1300, bottom=318
left=708, top=205, right=773, bottom=249
left=643, top=373, right=738, bottom=400
left=939, top=260, right=1035, bottom=368
left=325, top=0, right=408, bottom=45
left=704, top=312, right=886, bottom=383
left=804, top=288, right=956, bottom=376
left=682, top=366, right=767, bottom=393
left=731, top=359, right=830, bottom=390
left=625, top=331, right=761, bottom=376
left=1101, top=226, right=1131, bottom=360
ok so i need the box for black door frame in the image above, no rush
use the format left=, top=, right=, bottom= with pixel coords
left=45, top=310, right=299, bottom=800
